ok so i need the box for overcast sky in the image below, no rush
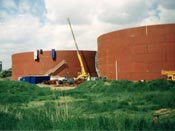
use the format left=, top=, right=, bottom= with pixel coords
left=0, top=0, right=175, bottom=69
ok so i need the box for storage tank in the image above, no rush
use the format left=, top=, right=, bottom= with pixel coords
left=98, top=24, right=175, bottom=81
left=12, top=50, right=97, bottom=80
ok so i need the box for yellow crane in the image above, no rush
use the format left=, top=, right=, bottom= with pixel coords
left=161, top=70, right=175, bottom=81
left=67, top=18, right=89, bottom=81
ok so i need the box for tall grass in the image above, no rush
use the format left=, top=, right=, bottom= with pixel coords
left=0, top=81, right=54, bottom=104
left=0, top=79, right=175, bottom=130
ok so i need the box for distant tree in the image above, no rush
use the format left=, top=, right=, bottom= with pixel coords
left=0, top=68, right=12, bottom=78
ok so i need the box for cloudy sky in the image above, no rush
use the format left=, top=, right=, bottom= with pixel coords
left=0, top=0, right=175, bottom=69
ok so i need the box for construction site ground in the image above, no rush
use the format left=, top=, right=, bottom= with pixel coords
left=37, top=83, right=77, bottom=90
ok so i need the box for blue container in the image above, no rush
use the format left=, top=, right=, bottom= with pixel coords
left=25, top=77, right=31, bottom=82
left=30, top=76, right=37, bottom=84
left=20, top=76, right=31, bottom=83
left=30, top=76, right=50, bottom=84
left=20, top=76, right=50, bottom=84
left=51, top=49, right=56, bottom=60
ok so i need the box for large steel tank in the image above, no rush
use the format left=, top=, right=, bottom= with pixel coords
left=98, top=24, right=175, bottom=80
left=12, top=50, right=97, bottom=80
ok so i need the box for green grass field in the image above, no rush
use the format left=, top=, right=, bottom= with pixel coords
left=0, top=79, right=175, bottom=130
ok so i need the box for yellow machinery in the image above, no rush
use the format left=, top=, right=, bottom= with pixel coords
left=67, top=18, right=90, bottom=81
left=161, top=70, right=175, bottom=81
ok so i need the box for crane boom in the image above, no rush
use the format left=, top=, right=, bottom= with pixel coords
left=67, top=18, right=79, bottom=53
left=67, top=18, right=89, bottom=80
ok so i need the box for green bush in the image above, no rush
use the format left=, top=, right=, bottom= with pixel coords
left=0, top=68, right=12, bottom=78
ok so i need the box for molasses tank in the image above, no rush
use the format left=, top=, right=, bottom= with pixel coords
left=98, top=24, right=175, bottom=81
left=12, top=50, right=97, bottom=80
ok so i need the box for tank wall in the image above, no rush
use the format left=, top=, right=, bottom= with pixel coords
left=12, top=50, right=97, bottom=80
left=98, top=24, right=175, bottom=80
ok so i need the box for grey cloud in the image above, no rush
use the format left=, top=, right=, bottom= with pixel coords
left=0, top=0, right=17, bottom=10
left=98, top=1, right=148, bottom=25
left=0, top=14, right=49, bottom=69
left=159, top=0, right=175, bottom=9
left=45, top=0, right=99, bottom=25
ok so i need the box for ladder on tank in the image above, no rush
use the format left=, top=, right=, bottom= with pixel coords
left=45, top=60, right=67, bottom=76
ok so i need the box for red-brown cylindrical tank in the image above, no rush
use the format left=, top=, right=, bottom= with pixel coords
left=12, top=50, right=97, bottom=80
left=98, top=24, right=175, bottom=81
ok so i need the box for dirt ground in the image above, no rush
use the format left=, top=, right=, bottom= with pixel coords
left=37, top=84, right=77, bottom=90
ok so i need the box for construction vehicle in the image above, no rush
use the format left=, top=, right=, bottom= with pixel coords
left=67, top=18, right=90, bottom=81
left=161, top=70, right=175, bottom=81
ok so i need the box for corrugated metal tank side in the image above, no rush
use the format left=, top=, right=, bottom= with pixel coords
left=98, top=24, right=175, bottom=80
left=12, top=50, right=97, bottom=80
